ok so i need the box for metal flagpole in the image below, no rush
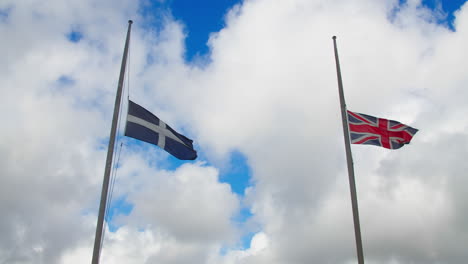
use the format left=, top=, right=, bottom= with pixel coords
left=91, top=20, right=133, bottom=264
left=332, top=36, right=365, bottom=264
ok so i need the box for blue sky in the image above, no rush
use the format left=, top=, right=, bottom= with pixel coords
left=422, top=0, right=467, bottom=28
left=137, top=0, right=241, bottom=61
left=170, top=0, right=241, bottom=61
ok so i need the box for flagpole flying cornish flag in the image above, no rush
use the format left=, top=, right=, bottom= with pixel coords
left=125, top=100, right=197, bottom=160
left=347, top=110, right=418, bottom=149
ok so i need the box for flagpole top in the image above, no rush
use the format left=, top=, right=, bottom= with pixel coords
left=128, top=20, right=133, bottom=24
left=332, top=36, right=337, bottom=40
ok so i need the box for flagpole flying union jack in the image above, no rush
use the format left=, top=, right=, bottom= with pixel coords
left=347, top=110, right=418, bottom=149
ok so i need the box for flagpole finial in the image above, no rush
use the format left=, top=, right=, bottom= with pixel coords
left=333, top=36, right=337, bottom=40
left=128, top=20, right=133, bottom=24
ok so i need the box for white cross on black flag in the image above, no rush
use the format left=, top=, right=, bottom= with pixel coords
left=125, top=100, right=197, bottom=160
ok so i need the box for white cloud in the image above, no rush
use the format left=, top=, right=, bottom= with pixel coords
left=125, top=163, right=240, bottom=243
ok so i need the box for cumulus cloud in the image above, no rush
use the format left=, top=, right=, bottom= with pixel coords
left=2, top=0, right=468, bottom=263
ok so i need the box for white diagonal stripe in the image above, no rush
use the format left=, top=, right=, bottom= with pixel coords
left=127, top=114, right=189, bottom=148
left=158, top=120, right=166, bottom=148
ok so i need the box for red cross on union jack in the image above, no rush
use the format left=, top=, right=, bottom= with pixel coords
left=347, top=110, right=418, bottom=149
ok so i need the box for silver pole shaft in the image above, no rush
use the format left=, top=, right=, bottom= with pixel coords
left=91, top=20, right=133, bottom=264
left=332, top=36, right=365, bottom=264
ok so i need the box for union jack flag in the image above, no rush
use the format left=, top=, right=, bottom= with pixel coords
left=347, top=110, right=418, bottom=149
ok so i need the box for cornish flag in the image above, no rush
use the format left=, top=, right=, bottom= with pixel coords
left=347, top=110, right=418, bottom=149
left=125, top=100, right=197, bottom=160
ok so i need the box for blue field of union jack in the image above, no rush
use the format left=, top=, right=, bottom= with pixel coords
left=347, top=110, right=418, bottom=149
